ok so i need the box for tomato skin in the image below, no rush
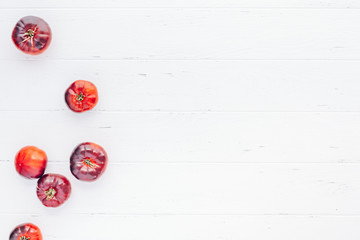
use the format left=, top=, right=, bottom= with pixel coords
left=9, top=223, right=43, bottom=240
left=70, top=142, right=108, bottom=181
left=15, top=146, right=47, bottom=179
left=37, top=174, right=71, bottom=207
left=12, top=16, right=51, bottom=55
left=65, top=80, right=99, bottom=113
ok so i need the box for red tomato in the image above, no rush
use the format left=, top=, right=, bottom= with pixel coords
left=65, top=80, right=99, bottom=113
left=12, top=16, right=51, bottom=55
left=70, top=142, right=108, bottom=181
left=15, top=146, right=47, bottom=179
left=37, top=173, right=71, bottom=207
left=9, top=223, right=42, bottom=240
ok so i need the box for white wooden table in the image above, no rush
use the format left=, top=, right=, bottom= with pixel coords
left=1, top=0, right=360, bottom=239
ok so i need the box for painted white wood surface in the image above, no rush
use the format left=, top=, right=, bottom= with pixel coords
left=4, top=215, right=360, bottom=240
left=1, top=0, right=360, bottom=8
left=1, top=60, right=360, bottom=112
left=1, top=112, right=360, bottom=163
left=1, top=0, right=360, bottom=239
left=1, top=161, right=360, bottom=215
left=1, top=10, right=360, bottom=60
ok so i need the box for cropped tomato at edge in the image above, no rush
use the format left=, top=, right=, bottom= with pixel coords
left=12, top=16, right=51, bottom=55
left=70, top=142, right=108, bottom=181
left=15, top=146, right=47, bottom=179
left=65, top=80, right=99, bottom=112
left=37, top=173, right=71, bottom=207
left=9, top=223, right=43, bottom=240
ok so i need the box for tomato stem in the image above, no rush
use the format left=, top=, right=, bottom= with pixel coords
left=21, top=28, right=37, bottom=47
left=25, top=29, right=36, bottom=38
left=44, top=188, right=56, bottom=200
left=83, top=158, right=99, bottom=168
left=20, top=236, right=30, bottom=240
left=76, top=92, right=86, bottom=102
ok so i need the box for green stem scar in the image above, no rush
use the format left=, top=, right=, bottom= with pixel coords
left=76, top=92, right=86, bottom=102
left=83, top=158, right=99, bottom=168
left=45, top=188, right=56, bottom=200
left=25, top=29, right=35, bottom=38
left=20, top=236, right=30, bottom=240
left=21, top=28, right=37, bottom=47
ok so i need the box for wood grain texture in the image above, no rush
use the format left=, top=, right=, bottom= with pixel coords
left=2, top=215, right=360, bottom=240
left=1, top=1, right=360, bottom=239
left=1, top=162, right=360, bottom=215
left=1, top=0, right=360, bottom=8
left=1, top=9, right=360, bottom=60
left=1, top=112, right=360, bottom=163
left=0, top=60, right=360, bottom=112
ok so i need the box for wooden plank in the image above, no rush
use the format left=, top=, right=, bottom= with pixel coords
left=0, top=60, right=359, bottom=112
left=1, top=214, right=360, bottom=240
left=1, top=162, right=360, bottom=215
left=1, top=112, right=360, bottom=163
left=1, top=0, right=360, bottom=8
left=1, top=9, right=360, bottom=60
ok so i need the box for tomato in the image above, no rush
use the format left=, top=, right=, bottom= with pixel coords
left=37, top=174, right=71, bottom=207
left=65, top=80, right=99, bottom=113
left=15, top=146, right=47, bottom=179
left=12, top=16, right=51, bottom=55
left=70, top=142, right=108, bottom=181
left=9, top=223, right=42, bottom=240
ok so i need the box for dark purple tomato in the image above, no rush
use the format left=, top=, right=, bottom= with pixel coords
left=70, top=142, right=108, bottom=181
left=12, top=16, right=51, bottom=55
left=37, top=173, right=71, bottom=207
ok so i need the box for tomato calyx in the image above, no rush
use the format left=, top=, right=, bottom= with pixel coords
left=21, top=27, right=38, bottom=47
left=83, top=158, right=99, bottom=168
left=76, top=92, right=86, bottom=102
left=44, top=188, right=56, bottom=200
left=20, top=236, right=30, bottom=240
left=25, top=28, right=36, bottom=38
